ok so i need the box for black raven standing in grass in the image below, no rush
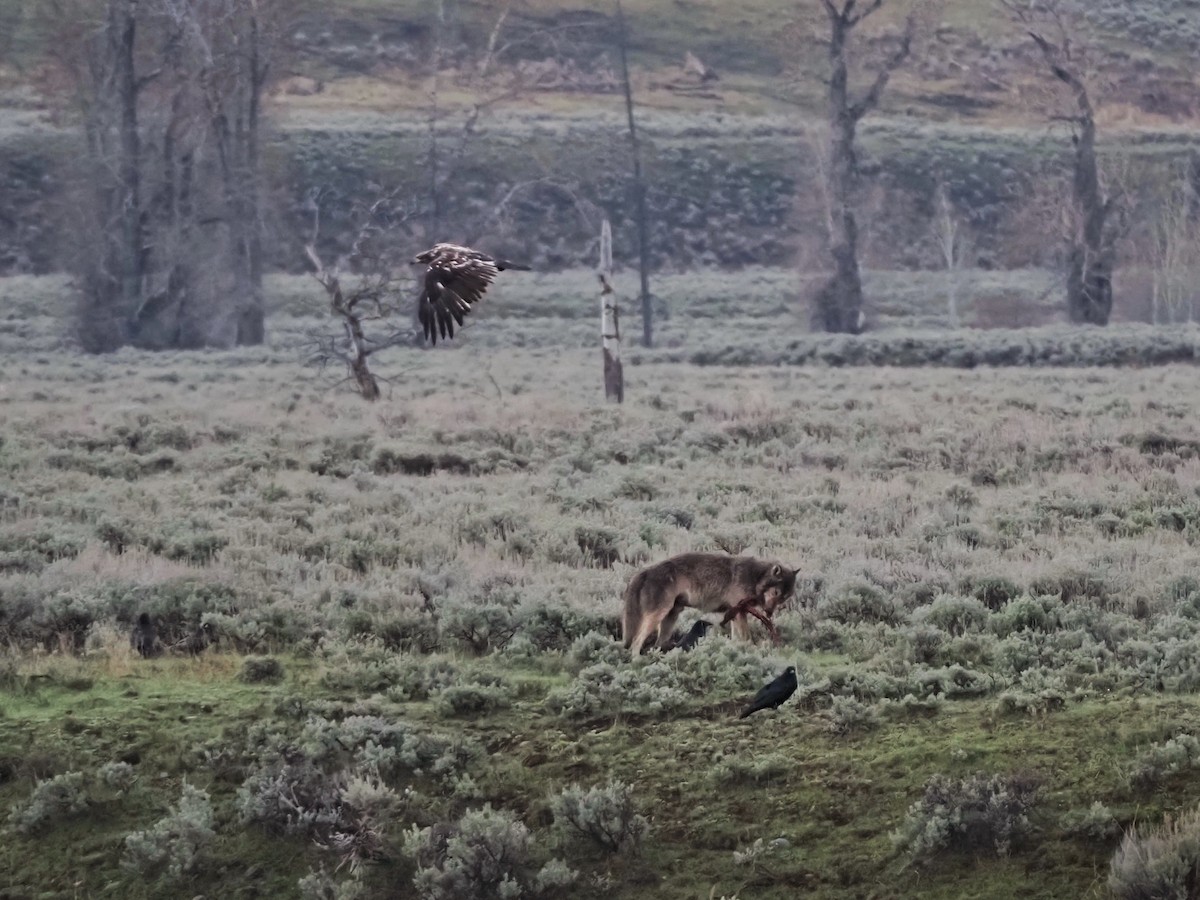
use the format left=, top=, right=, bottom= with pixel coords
left=739, top=666, right=798, bottom=718
left=670, top=619, right=713, bottom=652
left=411, top=243, right=530, bottom=345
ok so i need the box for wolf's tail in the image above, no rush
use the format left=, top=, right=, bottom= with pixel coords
left=620, top=572, right=646, bottom=649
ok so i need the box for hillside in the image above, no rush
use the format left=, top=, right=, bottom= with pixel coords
left=0, top=0, right=1198, bottom=285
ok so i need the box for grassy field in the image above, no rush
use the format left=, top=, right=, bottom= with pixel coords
left=6, top=309, right=1200, bottom=897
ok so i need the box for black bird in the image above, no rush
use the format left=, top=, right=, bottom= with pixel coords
left=670, top=619, right=713, bottom=652
left=411, top=242, right=531, bottom=345
left=739, top=666, right=798, bottom=718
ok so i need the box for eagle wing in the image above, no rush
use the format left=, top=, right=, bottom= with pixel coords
left=418, top=252, right=500, bottom=345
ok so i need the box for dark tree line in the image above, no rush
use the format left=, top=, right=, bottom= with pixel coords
left=48, top=0, right=278, bottom=352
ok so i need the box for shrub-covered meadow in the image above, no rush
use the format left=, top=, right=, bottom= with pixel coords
left=7, top=318, right=1200, bottom=897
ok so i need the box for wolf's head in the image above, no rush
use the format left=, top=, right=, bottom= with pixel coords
left=757, top=562, right=798, bottom=614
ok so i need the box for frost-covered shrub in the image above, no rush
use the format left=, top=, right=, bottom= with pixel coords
left=323, top=774, right=401, bottom=868
left=240, top=655, right=285, bottom=684
left=1062, top=802, right=1120, bottom=842
left=908, top=664, right=993, bottom=699
left=1109, top=805, right=1200, bottom=900
left=546, top=662, right=688, bottom=719
left=566, top=631, right=628, bottom=673
left=901, top=624, right=945, bottom=664
left=990, top=595, right=1063, bottom=636
left=519, top=604, right=616, bottom=652
left=7, top=771, right=89, bottom=834
left=298, top=867, right=365, bottom=900
left=405, top=804, right=575, bottom=900
left=346, top=609, right=440, bottom=654
left=1129, top=734, right=1200, bottom=788
left=121, top=783, right=215, bottom=881
left=238, top=760, right=342, bottom=835
left=911, top=595, right=989, bottom=636
left=433, top=681, right=514, bottom=717
left=819, top=696, right=880, bottom=735
left=819, top=582, right=900, bottom=625
left=968, top=576, right=1023, bottom=611
left=892, top=772, right=1040, bottom=862
left=98, top=761, right=137, bottom=795
left=439, top=599, right=518, bottom=655
left=669, top=636, right=782, bottom=694
left=550, top=781, right=648, bottom=854
left=708, top=752, right=791, bottom=786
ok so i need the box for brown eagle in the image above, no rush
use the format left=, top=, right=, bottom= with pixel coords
left=411, top=243, right=530, bottom=345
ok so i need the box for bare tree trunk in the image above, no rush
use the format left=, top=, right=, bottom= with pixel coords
left=236, top=6, right=267, bottom=346
left=933, top=182, right=964, bottom=327
left=1008, top=6, right=1123, bottom=326
left=598, top=219, right=623, bottom=403
left=615, top=0, right=653, bottom=348
left=811, top=0, right=912, bottom=334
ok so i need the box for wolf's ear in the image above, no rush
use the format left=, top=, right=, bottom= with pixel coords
left=770, top=563, right=782, bottom=577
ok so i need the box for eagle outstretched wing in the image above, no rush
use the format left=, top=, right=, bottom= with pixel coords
left=412, top=243, right=529, bottom=345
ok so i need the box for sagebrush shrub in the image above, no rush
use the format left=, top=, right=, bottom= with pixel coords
left=98, top=761, right=137, bottom=795
left=819, top=582, right=899, bottom=625
left=1128, top=734, right=1200, bottom=788
left=565, top=631, right=627, bottom=673
left=519, top=604, right=615, bottom=652
left=121, top=783, right=215, bottom=881
left=240, top=655, right=285, bottom=684
left=550, top=781, right=648, bottom=854
left=7, top=771, right=89, bottom=834
left=546, top=662, right=688, bottom=719
left=819, top=696, right=880, bottom=735
left=1062, top=801, right=1120, bottom=842
left=405, top=804, right=575, bottom=900
left=892, top=772, right=1040, bottom=862
left=439, top=599, right=518, bottom=655
left=433, top=682, right=514, bottom=717
left=1109, top=805, right=1200, bottom=900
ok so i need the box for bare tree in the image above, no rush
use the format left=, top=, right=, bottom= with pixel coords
left=46, top=0, right=280, bottom=352
left=1002, top=0, right=1122, bottom=326
left=1149, top=168, right=1200, bottom=325
left=932, top=181, right=969, bottom=327
left=615, top=0, right=653, bottom=348
left=303, top=196, right=415, bottom=402
left=810, top=0, right=916, bottom=334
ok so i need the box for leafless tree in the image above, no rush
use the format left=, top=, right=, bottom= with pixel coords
left=1001, top=0, right=1123, bottom=326
left=46, top=0, right=280, bottom=352
left=810, top=0, right=917, bottom=334
left=302, top=194, right=416, bottom=402
left=1149, top=167, right=1200, bottom=325
left=932, top=181, right=969, bottom=327
left=615, top=0, right=653, bottom=348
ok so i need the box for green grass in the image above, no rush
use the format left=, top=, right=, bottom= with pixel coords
left=6, top=323, right=1200, bottom=895
left=6, top=652, right=1200, bottom=898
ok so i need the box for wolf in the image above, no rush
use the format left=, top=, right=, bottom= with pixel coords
left=621, top=553, right=797, bottom=654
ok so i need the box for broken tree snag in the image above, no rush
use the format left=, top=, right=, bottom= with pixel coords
left=1030, top=28, right=1117, bottom=326
left=303, top=244, right=382, bottom=402
left=1000, top=0, right=1122, bottom=326
left=598, top=218, right=624, bottom=403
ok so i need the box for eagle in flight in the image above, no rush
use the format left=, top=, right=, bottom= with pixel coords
left=411, top=243, right=530, bottom=345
